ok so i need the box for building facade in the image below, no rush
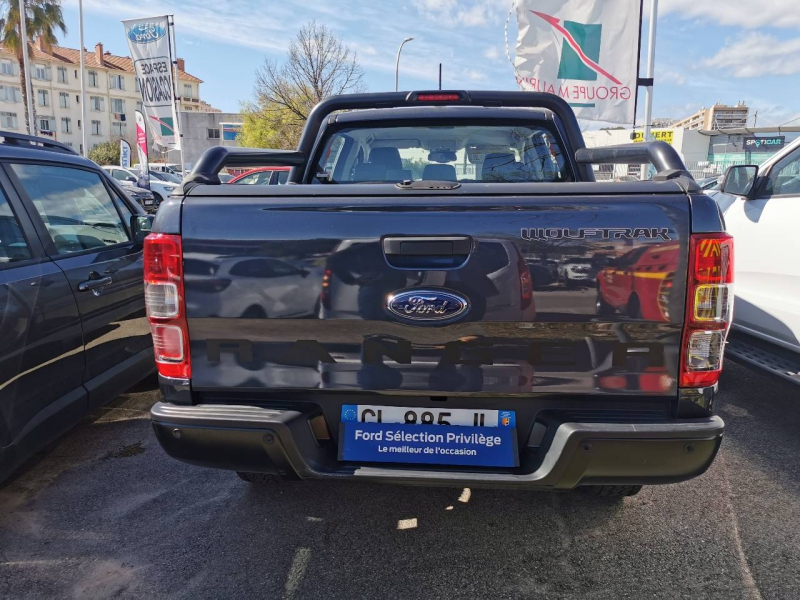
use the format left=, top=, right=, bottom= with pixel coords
left=674, top=102, right=749, bottom=131
left=0, top=40, right=205, bottom=155
left=179, top=111, right=242, bottom=169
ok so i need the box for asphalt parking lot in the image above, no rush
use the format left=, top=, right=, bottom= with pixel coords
left=1, top=360, right=799, bottom=599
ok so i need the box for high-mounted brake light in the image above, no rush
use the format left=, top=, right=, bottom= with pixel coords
left=407, top=91, right=468, bottom=104
left=680, top=233, right=733, bottom=388
left=144, top=233, right=191, bottom=379
left=416, top=93, right=462, bottom=102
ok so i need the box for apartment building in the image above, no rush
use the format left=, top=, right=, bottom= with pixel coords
left=0, top=40, right=205, bottom=154
left=674, top=102, right=749, bottom=131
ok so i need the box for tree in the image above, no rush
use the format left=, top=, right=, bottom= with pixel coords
left=88, top=139, right=120, bottom=166
left=242, top=21, right=365, bottom=149
left=0, top=0, right=66, bottom=133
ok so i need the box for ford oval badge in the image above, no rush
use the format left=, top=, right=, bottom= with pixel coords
left=127, top=23, right=167, bottom=44
left=386, top=289, right=469, bottom=322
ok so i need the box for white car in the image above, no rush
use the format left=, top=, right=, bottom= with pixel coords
left=102, top=166, right=179, bottom=206
left=557, top=259, right=592, bottom=288
left=713, top=137, right=800, bottom=356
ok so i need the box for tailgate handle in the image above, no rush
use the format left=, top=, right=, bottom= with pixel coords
left=383, top=236, right=471, bottom=256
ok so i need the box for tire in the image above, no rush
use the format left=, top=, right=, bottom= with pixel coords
left=153, top=192, right=164, bottom=206
left=580, top=484, right=642, bottom=497
left=242, top=305, right=267, bottom=319
left=596, top=289, right=614, bottom=315
left=626, top=294, right=642, bottom=319
left=237, top=471, right=282, bottom=484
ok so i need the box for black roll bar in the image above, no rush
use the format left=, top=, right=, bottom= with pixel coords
left=184, top=90, right=596, bottom=190
left=294, top=90, right=594, bottom=182
left=575, top=141, right=695, bottom=183
left=184, top=146, right=306, bottom=190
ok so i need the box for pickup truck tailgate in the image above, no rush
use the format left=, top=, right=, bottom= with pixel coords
left=181, top=192, right=689, bottom=397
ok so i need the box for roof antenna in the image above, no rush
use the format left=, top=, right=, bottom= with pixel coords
left=438, top=63, right=442, bottom=90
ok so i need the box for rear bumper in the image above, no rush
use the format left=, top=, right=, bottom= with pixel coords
left=151, top=402, right=724, bottom=489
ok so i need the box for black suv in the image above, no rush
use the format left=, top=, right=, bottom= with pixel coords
left=0, top=132, right=154, bottom=482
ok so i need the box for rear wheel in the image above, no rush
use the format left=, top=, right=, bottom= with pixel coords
left=626, top=294, right=642, bottom=319
left=242, top=305, right=267, bottom=319
left=237, top=471, right=281, bottom=484
left=596, top=288, right=614, bottom=315
left=580, top=484, right=642, bottom=498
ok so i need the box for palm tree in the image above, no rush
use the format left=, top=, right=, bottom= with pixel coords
left=0, top=1, right=66, bottom=133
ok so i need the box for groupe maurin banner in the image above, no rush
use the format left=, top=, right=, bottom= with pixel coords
left=122, top=17, right=181, bottom=149
left=515, top=0, right=642, bottom=124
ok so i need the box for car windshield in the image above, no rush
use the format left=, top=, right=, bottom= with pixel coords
left=315, top=121, right=571, bottom=184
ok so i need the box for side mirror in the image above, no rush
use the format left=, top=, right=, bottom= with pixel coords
left=125, top=175, right=138, bottom=183
left=720, top=165, right=758, bottom=197
left=130, top=214, right=154, bottom=244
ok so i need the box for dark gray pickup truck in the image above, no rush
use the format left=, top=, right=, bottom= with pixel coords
left=146, top=91, right=731, bottom=497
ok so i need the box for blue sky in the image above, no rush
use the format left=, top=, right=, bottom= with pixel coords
left=59, top=0, right=799, bottom=127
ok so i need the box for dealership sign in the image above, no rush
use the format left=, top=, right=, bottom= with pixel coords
left=632, top=129, right=674, bottom=145
left=122, top=16, right=180, bottom=149
left=744, top=136, right=785, bottom=153
left=515, top=0, right=642, bottom=124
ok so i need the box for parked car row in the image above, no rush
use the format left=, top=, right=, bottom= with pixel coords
left=0, top=131, right=156, bottom=483
left=0, top=133, right=337, bottom=483
left=102, top=166, right=180, bottom=211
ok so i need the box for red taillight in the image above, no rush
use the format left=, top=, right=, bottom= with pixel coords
left=320, top=268, right=332, bottom=309
left=518, top=259, right=533, bottom=309
left=144, top=233, right=191, bottom=379
left=680, top=233, right=733, bottom=387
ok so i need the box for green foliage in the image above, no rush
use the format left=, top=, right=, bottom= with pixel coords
left=241, top=21, right=365, bottom=150
left=0, top=0, right=67, bottom=57
left=238, top=101, right=303, bottom=149
left=88, top=140, right=120, bottom=166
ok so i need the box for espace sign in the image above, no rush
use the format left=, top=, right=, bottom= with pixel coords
left=744, top=136, right=785, bottom=153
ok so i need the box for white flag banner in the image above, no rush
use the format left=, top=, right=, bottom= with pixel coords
left=119, top=139, right=131, bottom=168
left=135, top=111, right=150, bottom=189
left=122, top=17, right=181, bottom=148
left=514, top=0, right=641, bottom=124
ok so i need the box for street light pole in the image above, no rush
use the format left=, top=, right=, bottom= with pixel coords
left=640, top=0, right=659, bottom=180
left=394, top=37, right=414, bottom=92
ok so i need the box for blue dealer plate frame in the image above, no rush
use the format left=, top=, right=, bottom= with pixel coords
left=338, top=414, right=519, bottom=468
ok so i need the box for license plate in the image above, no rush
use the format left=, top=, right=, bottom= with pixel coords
left=339, top=405, right=518, bottom=467
left=144, top=199, right=154, bottom=205
left=342, top=405, right=515, bottom=428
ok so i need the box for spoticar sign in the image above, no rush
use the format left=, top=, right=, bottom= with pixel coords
left=122, top=16, right=180, bottom=150
left=744, top=136, right=785, bottom=153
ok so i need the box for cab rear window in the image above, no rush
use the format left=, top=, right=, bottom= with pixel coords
left=315, top=121, right=571, bottom=184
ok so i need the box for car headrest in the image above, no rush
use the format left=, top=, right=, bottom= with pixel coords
left=352, top=163, right=387, bottom=182
left=369, top=147, right=402, bottom=170
left=481, top=153, right=516, bottom=179
left=422, top=164, right=457, bottom=181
